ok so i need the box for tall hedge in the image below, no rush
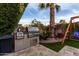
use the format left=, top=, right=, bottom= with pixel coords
left=0, top=3, right=28, bottom=36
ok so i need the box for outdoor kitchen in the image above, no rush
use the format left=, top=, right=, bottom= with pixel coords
left=0, top=26, right=39, bottom=55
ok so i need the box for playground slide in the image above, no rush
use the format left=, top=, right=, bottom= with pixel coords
left=74, top=32, right=79, bottom=39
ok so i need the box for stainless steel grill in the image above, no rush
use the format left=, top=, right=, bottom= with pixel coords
left=28, top=27, right=39, bottom=46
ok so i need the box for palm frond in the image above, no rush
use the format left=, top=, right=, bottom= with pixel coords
left=46, top=3, right=50, bottom=8
left=39, top=3, right=49, bottom=10
left=39, top=3, right=46, bottom=9
left=55, top=4, right=60, bottom=12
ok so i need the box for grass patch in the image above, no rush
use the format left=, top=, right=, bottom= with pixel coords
left=40, top=39, right=79, bottom=52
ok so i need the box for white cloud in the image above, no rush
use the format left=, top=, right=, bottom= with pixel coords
left=72, top=9, right=79, bottom=14
left=19, top=18, right=32, bottom=24
left=56, top=12, right=79, bottom=23
left=58, top=3, right=72, bottom=10
left=56, top=3, right=79, bottom=23
left=20, top=3, right=79, bottom=25
left=19, top=18, right=50, bottom=25
left=28, top=3, right=39, bottom=11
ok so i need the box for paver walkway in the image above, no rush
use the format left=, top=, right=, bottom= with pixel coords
left=58, top=46, right=79, bottom=56
left=6, top=45, right=57, bottom=56
left=5, top=45, right=79, bottom=56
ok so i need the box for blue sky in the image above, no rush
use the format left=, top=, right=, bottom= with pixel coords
left=19, top=3, right=79, bottom=25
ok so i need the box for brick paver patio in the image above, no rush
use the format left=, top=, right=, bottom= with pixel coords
left=6, top=45, right=57, bottom=56
left=5, top=45, right=79, bottom=56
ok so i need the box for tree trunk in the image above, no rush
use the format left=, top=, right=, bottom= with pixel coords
left=50, top=3, right=55, bottom=37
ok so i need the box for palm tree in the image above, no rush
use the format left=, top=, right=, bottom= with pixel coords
left=39, top=3, right=60, bottom=37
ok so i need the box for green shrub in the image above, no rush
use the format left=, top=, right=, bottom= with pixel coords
left=39, top=31, right=52, bottom=40
left=0, top=3, right=28, bottom=36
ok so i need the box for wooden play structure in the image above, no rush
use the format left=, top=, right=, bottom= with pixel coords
left=62, top=16, right=79, bottom=44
